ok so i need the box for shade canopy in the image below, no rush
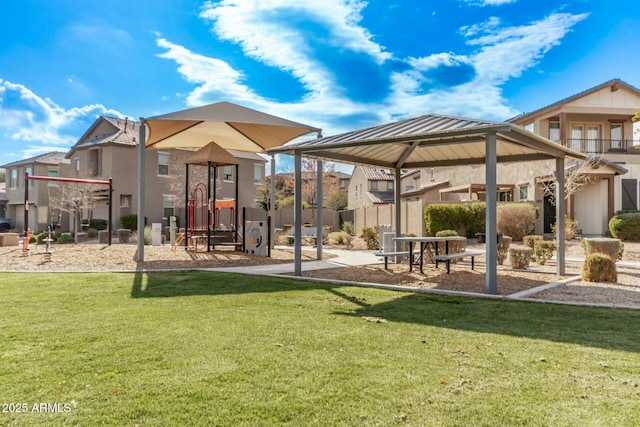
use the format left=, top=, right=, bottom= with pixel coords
left=145, top=101, right=320, bottom=152
left=269, top=114, right=586, bottom=166
left=184, top=141, right=239, bottom=167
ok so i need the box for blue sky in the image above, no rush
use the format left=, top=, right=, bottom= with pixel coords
left=1, top=0, right=639, bottom=173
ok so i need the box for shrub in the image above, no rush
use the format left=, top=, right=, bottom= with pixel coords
left=551, top=216, right=579, bottom=241
left=533, top=240, right=556, bottom=265
left=582, top=253, right=617, bottom=283
left=89, top=218, right=108, bottom=231
left=523, top=235, right=543, bottom=250
left=87, top=228, right=98, bottom=239
left=36, top=233, right=57, bottom=244
left=120, top=214, right=147, bottom=231
left=58, top=234, right=74, bottom=244
left=143, top=226, right=153, bottom=245
left=424, top=202, right=485, bottom=238
left=509, top=246, right=533, bottom=269
left=581, top=238, right=623, bottom=262
left=341, top=221, right=355, bottom=235
left=329, top=231, right=347, bottom=245
left=361, top=226, right=379, bottom=250
left=497, top=236, right=512, bottom=265
left=497, top=203, right=537, bottom=241
left=609, top=213, right=640, bottom=241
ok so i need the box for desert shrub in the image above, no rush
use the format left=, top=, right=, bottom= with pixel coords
left=329, top=231, right=348, bottom=245
left=523, top=235, right=543, bottom=249
left=120, top=214, right=147, bottom=231
left=58, top=234, right=74, bottom=244
left=497, top=236, right=512, bottom=265
left=496, top=203, right=537, bottom=241
left=609, top=213, right=640, bottom=241
left=509, top=246, right=533, bottom=269
left=581, top=238, right=623, bottom=262
left=582, top=253, right=617, bottom=283
left=424, top=203, right=485, bottom=238
left=341, top=221, right=355, bottom=235
left=551, top=216, right=579, bottom=240
left=533, top=240, right=556, bottom=265
left=87, top=228, right=98, bottom=239
left=361, top=226, right=379, bottom=250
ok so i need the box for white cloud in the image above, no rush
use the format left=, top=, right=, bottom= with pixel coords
left=0, top=79, right=125, bottom=159
left=462, top=0, right=517, bottom=6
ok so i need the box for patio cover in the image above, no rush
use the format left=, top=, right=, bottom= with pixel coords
left=136, top=102, right=320, bottom=260
left=269, top=114, right=587, bottom=294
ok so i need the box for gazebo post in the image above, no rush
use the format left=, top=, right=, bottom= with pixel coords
left=394, top=167, right=402, bottom=249
left=485, top=131, right=498, bottom=294
left=137, top=119, right=146, bottom=262
left=270, top=155, right=276, bottom=249
left=316, top=159, right=323, bottom=261
left=294, top=151, right=302, bottom=276
left=556, top=157, right=566, bottom=275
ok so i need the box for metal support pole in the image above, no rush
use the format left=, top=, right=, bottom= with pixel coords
left=316, top=159, right=323, bottom=260
left=24, top=171, right=29, bottom=233
left=108, top=177, right=113, bottom=246
left=137, top=120, right=146, bottom=261
left=485, top=131, right=498, bottom=294
left=294, top=151, right=302, bottom=276
left=394, top=167, right=402, bottom=250
left=270, top=154, right=276, bottom=249
left=185, top=164, right=189, bottom=248
left=207, top=161, right=212, bottom=252
left=556, top=157, right=566, bottom=275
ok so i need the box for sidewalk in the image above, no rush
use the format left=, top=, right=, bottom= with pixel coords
left=205, top=246, right=382, bottom=275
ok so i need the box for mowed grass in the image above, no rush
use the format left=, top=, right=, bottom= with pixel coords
left=1, top=272, right=639, bottom=426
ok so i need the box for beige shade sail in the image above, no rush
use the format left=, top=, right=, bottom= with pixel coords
left=184, top=141, right=240, bottom=167
left=145, top=101, right=320, bottom=152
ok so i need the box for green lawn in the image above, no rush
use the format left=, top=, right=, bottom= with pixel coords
left=1, top=271, right=639, bottom=426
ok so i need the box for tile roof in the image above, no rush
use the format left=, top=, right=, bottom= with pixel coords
left=1, top=151, right=70, bottom=168
left=366, top=190, right=395, bottom=204
left=361, top=167, right=394, bottom=181
left=68, top=116, right=140, bottom=155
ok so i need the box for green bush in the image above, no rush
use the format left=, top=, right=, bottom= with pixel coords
left=36, top=233, right=57, bottom=244
left=120, top=214, right=147, bottom=231
left=523, top=235, right=543, bottom=249
left=87, top=228, right=98, bottom=239
left=551, top=216, right=579, bottom=241
left=609, top=213, right=640, bottom=241
left=58, top=234, right=74, bottom=244
left=424, top=203, right=484, bottom=237
left=582, top=253, right=617, bottom=283
left=509, top=246, right=533, bottom=269
left=89, top=218, right=108, bottom=231
left=497, top=203, right=537, bottom=241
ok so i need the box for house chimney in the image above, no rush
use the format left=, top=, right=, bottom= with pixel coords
left=124, top=117, right=128, bottom=132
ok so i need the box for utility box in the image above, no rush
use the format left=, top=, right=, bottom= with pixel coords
left=152, top=223, right=162, bottom=246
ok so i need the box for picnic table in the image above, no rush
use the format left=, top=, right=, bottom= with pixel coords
left=392, top=236, right=482, bottom=274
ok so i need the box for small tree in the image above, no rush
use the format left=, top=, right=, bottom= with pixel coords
left=324, top=190, right=348, bottom=211
left=48, top=183, right=96, bottom=243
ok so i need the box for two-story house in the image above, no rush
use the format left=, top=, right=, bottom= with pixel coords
left=1, top=152, right=71, bottom=232
left=509, top=79, right=640, bottom=235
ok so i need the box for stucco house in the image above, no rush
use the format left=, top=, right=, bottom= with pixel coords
left=1, top=151, right=71, bottom=232
left=508, top=78, right=640, bottom=235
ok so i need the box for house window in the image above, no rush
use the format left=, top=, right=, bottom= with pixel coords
left=610, top=123, right=623, bottom=149
left=498, top=190, right=512, bottom=202
left=9, top=169, right=18, bottom=188
left=405, top=183, right=415, bottom=191
left=223, top=166, right=234, bottom=181
left=549, top=121, right=560, bottom=142
left=88, top=148, right=102, bottom=177
left=163, top=195, right=175, bottom=219
left=254, top=164, right=263, bottom=184
left=340, top=180, right=346, bottom=189
left=120, top=195, right=131, bottom=208
left=370, top=181, right=378, bottom=190
left=74, top=158, right=80, bottom=175
left=387, top=181, right=394, bottom=191
left=524, top=122, right=534, bottom=132
left=158, top=152, right=170, bottom=176
left=519, top=185, right=528, bottom=201
left=48, top=169, right=59, bottom=187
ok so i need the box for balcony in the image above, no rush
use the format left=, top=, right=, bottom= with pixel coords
left=561, top=139, right=640, bottom=155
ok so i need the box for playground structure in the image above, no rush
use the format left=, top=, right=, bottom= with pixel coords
left=23, top=172, right=113, bottom=245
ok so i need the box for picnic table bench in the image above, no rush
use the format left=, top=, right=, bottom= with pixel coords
left=375, top=249, right=420, bottom=269
left=434, top=250, right=485, bottom=274
left=283, top=226, right=318, bottom=246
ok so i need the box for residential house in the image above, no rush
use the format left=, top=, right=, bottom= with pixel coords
left=509, top=78, right=640, bottom=235
left=1, top=152, right=71, bottom=232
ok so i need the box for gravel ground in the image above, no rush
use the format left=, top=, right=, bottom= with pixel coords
left=2, top=238, right=639, bottom=308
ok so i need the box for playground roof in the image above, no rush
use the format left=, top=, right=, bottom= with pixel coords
left=184, top=141, right=239, bottom=166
